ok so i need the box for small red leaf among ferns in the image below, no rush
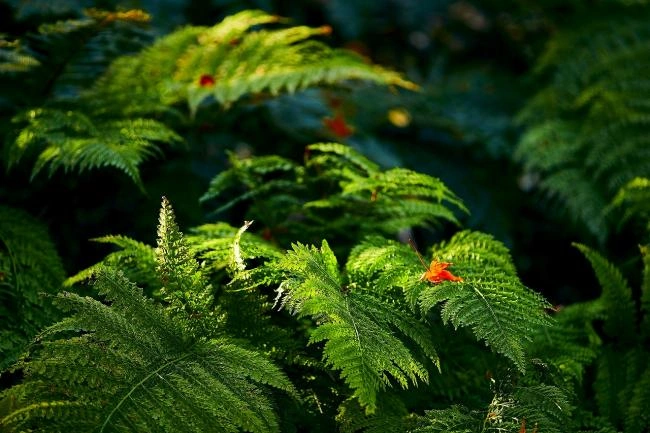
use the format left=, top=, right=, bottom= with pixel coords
left=323, top=113, right=353, bottom=138
left=199, top=74, right=215, bottom=87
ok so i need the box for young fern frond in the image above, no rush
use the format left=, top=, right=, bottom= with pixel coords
left=155, top=197, right=219, bottom=337
left=8, top=110, right=183, bottom=189
left=349, top=232, right=551, bottom=372
left=0, top=267, right=295, bottom=433
left=0, top=206, right=64, bottom=370
left=274, top=240, right=439, bottom=413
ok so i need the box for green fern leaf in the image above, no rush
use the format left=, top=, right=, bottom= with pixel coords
left=64, top=235, right=157, bottom=289
left=353, top=231, right=550, bottom=372
left=91, top=9, right=415, bottom=117
left=0, top=267, right=295, bottom=433
left=609, top=177, right=650, bottom=232
left=8, top=109, right=183, bottom=189
left=641, top=244, right=650, bottom=336
left=0, top=206, right=64, bottom=371
left=337, top=395, right=414, bottom=433
left=516, top=13, right=650, bottom=241
left=411, top=405, right=481, bottom=433
left=626, top=365, right=650, bottom=433
left=528, top=300, right=603, bottom=385
left=573, top=243, right=636, bottom=342
left=275, top=240, right=438, bottom=413
left=155, top=197, right=220, bottom=337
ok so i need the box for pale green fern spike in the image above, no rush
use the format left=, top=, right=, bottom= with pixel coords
left=416, top=231, right=552, bottom=373
left=275, top=240, right=438, bottom=414
left=64, top=235, right=157, bottom=288
left=0, top=206, right=65, bottom=371
left=0, top=266, right=294, bottom=433
left=573, top=243, right=636, bottom=343
left=156, top=197, right=217, bottom=336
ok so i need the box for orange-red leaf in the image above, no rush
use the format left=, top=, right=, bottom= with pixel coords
left=419, top=260, right=463, bottom=284
left=323, top=113, right=353, bottom=138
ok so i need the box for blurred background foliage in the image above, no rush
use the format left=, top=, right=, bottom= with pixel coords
left=1, top=0, right=647, bottom=315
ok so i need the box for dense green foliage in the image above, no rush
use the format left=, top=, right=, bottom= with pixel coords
left=1, top=1, right=648, bottom=432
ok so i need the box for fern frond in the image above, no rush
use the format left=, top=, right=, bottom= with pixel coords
left=337, top=395, right=414, bottom=433
left=64, top=235, right=157, bottom=289
left=540, top=169, right=609, bottom=242
left=411, top=405, right=481, bottom=433
left=516, top=12, right=650, bottom=240
left=91, top=9, right=416, bottom=116
left=529, top=301, right=602, bottom=386
left=0, top=267, right=295, bottom=433
left=155, top=197, right=220, bottom=337
left=275, top=240, right=438, bottom=413
left=348, top=232, right=552, bottom=372
left=0, top=37, right=40, bottom=73
left=507, top=384, right=573, bottom=433
left=626, top=364, right=650, bottom=433
left=641, top=244, right=650, bottom=337
left=0, top=205, right=64, bottom=370
left=8, top=109, right=183, bottom=188
left=573, top=243, right=636, bottom=342
left=188, top=221, right=283, bottom=274
left=609, top=177, right=650, bottom=232
left=203, top=144, right=465, bottom=247
left=200, top=151, right=304, bottom=212
left=432, top=231, right=547, bottom=368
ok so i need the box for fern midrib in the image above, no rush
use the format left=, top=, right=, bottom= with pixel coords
left=344, top=295, right=365, bottom=374
left=100, top=351, right=193, bottom=432
left=471, top=285, right=508, bottom=345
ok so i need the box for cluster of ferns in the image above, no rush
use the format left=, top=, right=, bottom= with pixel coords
left=1, top=4, right=650, bottom=432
